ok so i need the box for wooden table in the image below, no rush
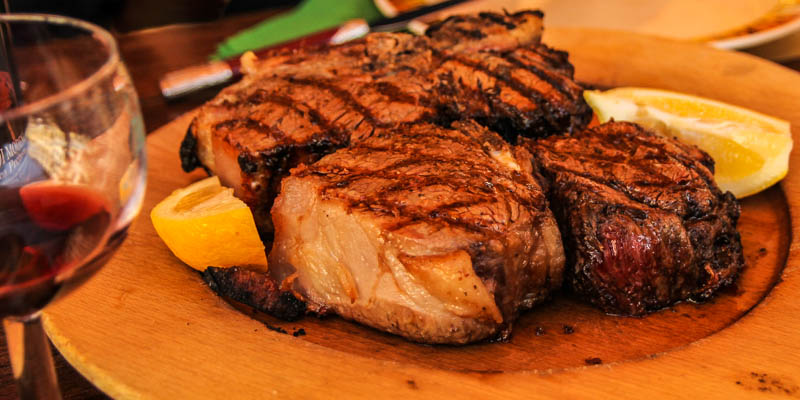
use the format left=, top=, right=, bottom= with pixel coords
left=0, top=9, right=799, bottom=399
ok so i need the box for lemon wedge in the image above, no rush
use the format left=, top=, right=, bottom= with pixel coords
left=584, top=87, right=792, bottom=198
left=151, top=176, right=268, bottom=271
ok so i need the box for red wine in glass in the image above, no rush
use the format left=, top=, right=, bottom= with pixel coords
left=0, top=183, right=121, bottom=318
left=0, top=14, right=146, bottom=399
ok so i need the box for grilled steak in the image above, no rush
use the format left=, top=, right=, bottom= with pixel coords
left=180, top=10, right=591, bottom=233
left=177, top=9, right=746, bottom=342
left=525, top=121, right=744, bottom=315
left=267, top=121, right=564, bottom=344
left=432, top=43, right=588, bottom=140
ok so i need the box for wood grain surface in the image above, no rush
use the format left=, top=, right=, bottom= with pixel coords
left=34, top=28, right=800, bottom=399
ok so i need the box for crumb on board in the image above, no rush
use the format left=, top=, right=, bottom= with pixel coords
left=266, top=324, right=288, bottom=334
left=585, top=357, right=602, bottom=366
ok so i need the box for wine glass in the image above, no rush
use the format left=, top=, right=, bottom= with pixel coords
left=0, top=14, right=146, bottom=399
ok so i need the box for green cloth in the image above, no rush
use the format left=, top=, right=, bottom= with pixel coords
left=213, top=0, right=384, bottom=60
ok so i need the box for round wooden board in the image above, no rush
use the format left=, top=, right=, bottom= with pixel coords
left=42, top=28, right=800, bottom=399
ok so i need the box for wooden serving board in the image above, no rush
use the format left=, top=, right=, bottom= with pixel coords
left=42, top=28, right=800, bottom=399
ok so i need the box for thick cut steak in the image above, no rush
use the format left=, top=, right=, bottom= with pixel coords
left=525, top=121, right=744, bottom=315
left=180, top=10, right=591, bottom=233
left=266, top=121, right=564, bottom=344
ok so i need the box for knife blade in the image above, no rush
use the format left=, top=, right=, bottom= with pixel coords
left=159, top=0, right=467, bottom=99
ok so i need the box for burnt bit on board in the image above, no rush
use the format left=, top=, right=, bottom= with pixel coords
left=535, top=326, right=545, bottom=336
left=266, top=324, right=288, bottom=335
left=734, top=372, right=799, bottom=395
left=584, top=357, right=603, bottom=366
left=292, top=328, right=306, bottom=337
left=203, top=266, right=307, bottom=321
left=562, top=324, right=575, bottom=334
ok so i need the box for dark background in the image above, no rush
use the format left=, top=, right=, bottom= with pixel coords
left=8, top=0, right=301, bottom=32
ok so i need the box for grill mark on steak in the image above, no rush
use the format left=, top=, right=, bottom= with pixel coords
left=309, top=149, right=538, bottom=208
left=214, top=117, right=288, bottom=143
left=434, top=66, right=552, bottom=142
left=452, top=26, right=488, bottom=39
left=269, top=75, right=438, bottom=141
left=381, top=195, right=537, bottom=234
left=360, top=175, right=495, bottom=200
left=278, top=80, right=375, bottom=137
left=546, top=153, right=693, bottom=190
left=376, top=202, right=495, bottom=234
left=247, top=91, right=344, bottom=143
left=425, top=9, right=542, bottom=37
left=478, top=11, right=519, bottom=30
left=288, top=76, right=387, bottom=128
left=622, top=132, right=717, bottom=187
left=370, top=81, right=424, bottom=106
left=514, top=46, right=575, bottom=77
left=264, top=96, right=329, bottom=131
left=316, top=162, right=531, bottom=214
left=446, top=53, right=556, bottom=102
left=499, top=52, right=578, bottom=102
left=440, top=54, right=555, bottom=122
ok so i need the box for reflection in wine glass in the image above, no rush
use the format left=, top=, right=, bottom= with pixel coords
left=0, top=14, right=146, bottom=399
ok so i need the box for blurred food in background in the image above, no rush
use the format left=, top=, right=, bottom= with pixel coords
left=403, top=0, right=800, bottom=49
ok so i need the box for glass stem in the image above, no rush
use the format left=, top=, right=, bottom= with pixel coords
left=4, top=316, right=62, bottom=400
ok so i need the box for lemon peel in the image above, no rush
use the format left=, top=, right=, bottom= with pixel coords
left=151, top=176, right=267, bottom=271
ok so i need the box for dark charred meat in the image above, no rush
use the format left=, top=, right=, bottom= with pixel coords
left=267, top=121, right=564, bottom=344
left=425, top=10, right=544, bottom=53
left=203, top=266, right=306, bottom=321
left=525, top=121, right=744, bottom=315
left=181, top=10, right=591, bottom=233
left=433, top=43, right=590, bottom=142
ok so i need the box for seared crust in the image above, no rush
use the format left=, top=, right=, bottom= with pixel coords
left=433, top=43, right=591, bottom=142
left=268, top=120, right=565, bottom=343
left=425, top=10, right=544, bottom=53
left=525, top=121, right=744, bottom=315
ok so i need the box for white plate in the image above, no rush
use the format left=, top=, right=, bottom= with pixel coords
left=711, top=12, right=800, bottom=49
